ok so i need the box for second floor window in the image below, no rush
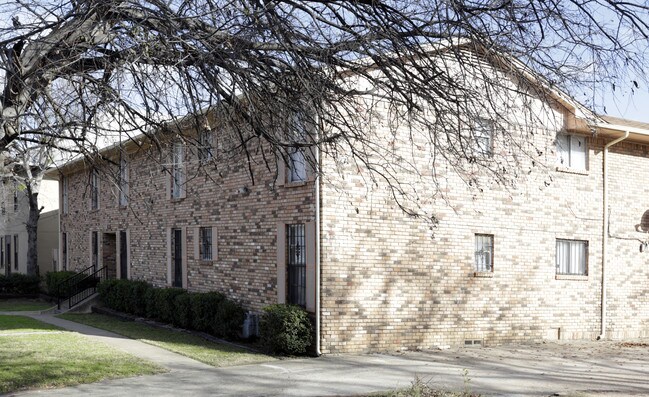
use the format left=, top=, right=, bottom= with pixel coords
left=13, top=180, right=18, bottom=212
left=90, top=169, right=99, bottom=210
left=472, top=118, right=493, bottom=156
left=62, top=175, right=69, bottom=214
left=288, top=149, right=307, bottom=183
left=556, top=133, right=587, bottom=170
left=119, top=158, right=128, bottom=207
left=171, top=141, right=185, bottom=199
left=198, top=129, right=213, bottom=162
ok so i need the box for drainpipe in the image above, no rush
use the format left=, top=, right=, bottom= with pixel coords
left=314, top=136, right=322, bottom=356
left=599, top=130, right=629, bottom=340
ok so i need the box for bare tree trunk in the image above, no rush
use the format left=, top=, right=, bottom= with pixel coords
left=25, top=185, right=39, bottom=276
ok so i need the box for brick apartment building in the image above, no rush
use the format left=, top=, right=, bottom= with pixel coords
left=49, top=55, right=649, bottom=354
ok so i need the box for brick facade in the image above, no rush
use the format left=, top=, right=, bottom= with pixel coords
left=56, top=94, right=649, bottom=355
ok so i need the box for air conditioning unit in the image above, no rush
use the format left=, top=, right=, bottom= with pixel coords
left=242, top=312, right=260, bottom=339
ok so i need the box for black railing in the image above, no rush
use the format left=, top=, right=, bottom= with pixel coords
left=57, top=265, right=107, bottom=310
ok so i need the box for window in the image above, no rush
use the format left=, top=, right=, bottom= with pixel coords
left=199, top=227, right=213, bottom=261
left=171, top=141, right=185, bottom=199
left=13, top=235, right=18, bottom=270
left=13, top=180, right=18, bottom=212
left=475, top=234, right=494, bottom=272
left=198, top=129, right=213, bottom=162
left=6, top=237, right=10, bottom=269
left=287, top=224, right=306, bottom=307
left=62, top=175, right=69, bottom=214
left=91, top=231, right=98, bottom=271
left=556, top=134, right=587, bottom=170
left=119, top=157, right=128, bottom=207
left=61, top=233, right=67, bottom=271
left=556, top=239, right=588, bottom=276
left=0, top=237, right=3, bottom=268
left=472, top=118, right=493, bottom=156
left=288, top=149, right=307, bottom=183
left=90, top=169, right=99, bottom=210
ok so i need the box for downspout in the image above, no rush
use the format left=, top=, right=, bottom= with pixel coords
left=599, top=130, right=629, bottom=340
left=314, top=136, right=322, bottom=356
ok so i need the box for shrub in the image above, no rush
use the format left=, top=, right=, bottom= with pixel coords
left=190, top=291, right=224, bottom=332
left=98, top=279, right=127, bottom=311
left=127, top=281, right=151, bottom=316
left=260, top=304, right=313, bottom=355
left=45, top=271, right=77, bottom=297
left=0, top=273, right=41, bottom=295
left=212, top=299, right=246, bottom=339
left=173, top=293, right=194, bottom=328
left=152, top=288, right=186, bottom=323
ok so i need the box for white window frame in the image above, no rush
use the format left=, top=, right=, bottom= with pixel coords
left=472, top=118, right=494, bottom=156
left=119, top=157, right=129, bottom=207
left=556, top=133, right=588, bottom=170
left=556, top=239, right=588, bottom=276
left=171, top=141, right=186, bottom=199
left=90, top=169, right=99, bottom=210
left=62, top=175, right=69, bottom=214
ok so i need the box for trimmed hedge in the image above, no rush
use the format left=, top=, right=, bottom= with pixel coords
left=97, top=279, right=245, bottom=341
left=0, top=273, right=41, bottom=295
left=45, top=271, right=76, bottom=297
left=260, top=304, right=313, bottom=355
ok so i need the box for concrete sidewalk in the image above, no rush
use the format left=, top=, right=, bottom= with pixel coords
left=8, top=314, right=649, bottom=397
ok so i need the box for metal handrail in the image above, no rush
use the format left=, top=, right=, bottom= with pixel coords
left=56, top=265, right=107, bottom=310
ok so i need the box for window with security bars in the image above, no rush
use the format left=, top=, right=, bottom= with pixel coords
left=475, top=234, right=494, bottom=272
left=199, top=227, right=213, bottom=261
left=287, top=224, right=306, bottom=307
left=556, top=239, right=587, bottom=275
left=92, top=231, right=98, bottom=271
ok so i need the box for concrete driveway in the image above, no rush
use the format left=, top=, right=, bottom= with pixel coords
left=10, top=319, right=649, bottom=397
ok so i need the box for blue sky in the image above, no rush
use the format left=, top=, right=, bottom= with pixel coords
left=600, top=84, right=649, bottom=122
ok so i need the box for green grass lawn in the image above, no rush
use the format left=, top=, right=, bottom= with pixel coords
left=0, top=315, right=61, bottom=333
left=0, top=315, right=164, bottom=394
left=60, top=313, right=276, bottom=367
left=0, top=298, right=54, bottom=312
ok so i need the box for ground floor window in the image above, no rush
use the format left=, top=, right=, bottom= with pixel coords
left=199, top=227, right=213, bottom=261
left=475, top=234, right=494, bottom=272
left=287, top=223, right=306, bottom=307
left=92, top=231, right=99, bottom=271
left=556, top=239, right=588, bottom=275
left=61, top=232, right=67, bottom=271
left=172, top=228, right=183, bottom=288
left=13, top=235, right=18, bottom=270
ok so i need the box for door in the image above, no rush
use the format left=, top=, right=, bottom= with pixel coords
left=119, top=231, right=128, bottom=280
left=172, top=228, right=183, bottom=288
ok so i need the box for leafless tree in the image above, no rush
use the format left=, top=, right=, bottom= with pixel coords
left=0, top=0, right=648, bottom=228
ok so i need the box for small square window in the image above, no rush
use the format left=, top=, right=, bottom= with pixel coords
left=556, top=134, right=587, bottom=170
left=475, top=234, right=494, bottom=272
left=199, top=227, right=213, bottom=261
left=556, top=239, right=587, bottom=275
